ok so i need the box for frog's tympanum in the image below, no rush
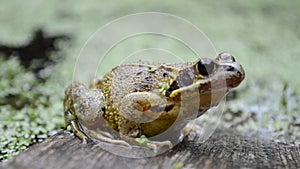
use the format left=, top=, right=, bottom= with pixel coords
left=64, top=52, right=245, bottom=152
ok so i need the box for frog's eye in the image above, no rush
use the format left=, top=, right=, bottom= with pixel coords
left=196, top=58, right=215, bottom=76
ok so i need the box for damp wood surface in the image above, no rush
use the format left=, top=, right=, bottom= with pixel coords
left=1, top=128, right=300, bottom=169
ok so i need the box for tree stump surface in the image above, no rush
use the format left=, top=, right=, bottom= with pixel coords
left=1, top=128, right=300, bottom=169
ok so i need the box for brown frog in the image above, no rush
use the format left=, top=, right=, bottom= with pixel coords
left=64, top=52, right=245, bottom=151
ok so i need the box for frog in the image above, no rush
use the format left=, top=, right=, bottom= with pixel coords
left=64, top=52, right=245, bottom=152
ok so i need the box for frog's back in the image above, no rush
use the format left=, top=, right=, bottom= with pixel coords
left=96, top=61, right=196, bottom=100
left=99, top=63, right=168, bottom=100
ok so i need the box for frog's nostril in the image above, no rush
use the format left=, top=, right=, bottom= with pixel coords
left=226, top=65, right=235, bottom=71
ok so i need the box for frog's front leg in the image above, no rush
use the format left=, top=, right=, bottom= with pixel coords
left=119, top=133, right=173, bottom=153
left=64, top=108, right=89, bottom=143
left=182, top=122, right=203, bottom=141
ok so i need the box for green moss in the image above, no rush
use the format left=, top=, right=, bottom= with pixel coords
left=224, top=79, right=300, bottom=143
left=174, top=162, right=183, bottom=169
left=159, top=83, right=170, bottom=94
left=135, top=135, right=148, bottom=146
left=0, top=57, right=65, bottom=160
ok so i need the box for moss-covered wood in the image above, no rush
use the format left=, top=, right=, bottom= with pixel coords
left=1, top=128, right=299, bottom=169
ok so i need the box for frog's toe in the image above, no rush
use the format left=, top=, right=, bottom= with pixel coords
left=146, top=140, right=173, bottom=153
left=182, top=123, right=203, bottom=141
left=89, top=130, right=131, bottom=147
left=66, top=118, right=90, bottom=144
left=81, top=137, right=88, bottom=144
left=73, top=129, right=89, bottom=144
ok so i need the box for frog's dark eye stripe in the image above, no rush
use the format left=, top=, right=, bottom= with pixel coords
left=196, top=58, right=215, bottom=76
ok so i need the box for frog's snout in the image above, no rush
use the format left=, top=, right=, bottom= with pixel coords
left=216, top=52, right=245, bottom=81
left=225, top=63, right=244, bottom=77
left=224, top=62, right=245, bottom=88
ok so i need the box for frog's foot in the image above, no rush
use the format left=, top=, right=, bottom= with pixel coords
left=120, top=134, right=173, bottom=153
left=182, top=123, right=203, bottom=141
left=145, top=140, right=173, bottom=153
left=88, top=130, right=131, bottom=147
left=65, top=110, right=89, bottom=144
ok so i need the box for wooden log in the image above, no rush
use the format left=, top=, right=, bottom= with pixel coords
left=1, top=128, right=300, bottom=169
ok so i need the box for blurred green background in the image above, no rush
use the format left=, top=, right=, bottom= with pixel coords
left=0, top=0, right=299, bottom=160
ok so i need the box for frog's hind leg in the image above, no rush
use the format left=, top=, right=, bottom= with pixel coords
left=88, top=130, right=131, bottom=147
left=64, top=110, right=89, bottom=144
left=64, top=81, right=107, bottom=144
left=118, top=92, right=174, bottom=152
